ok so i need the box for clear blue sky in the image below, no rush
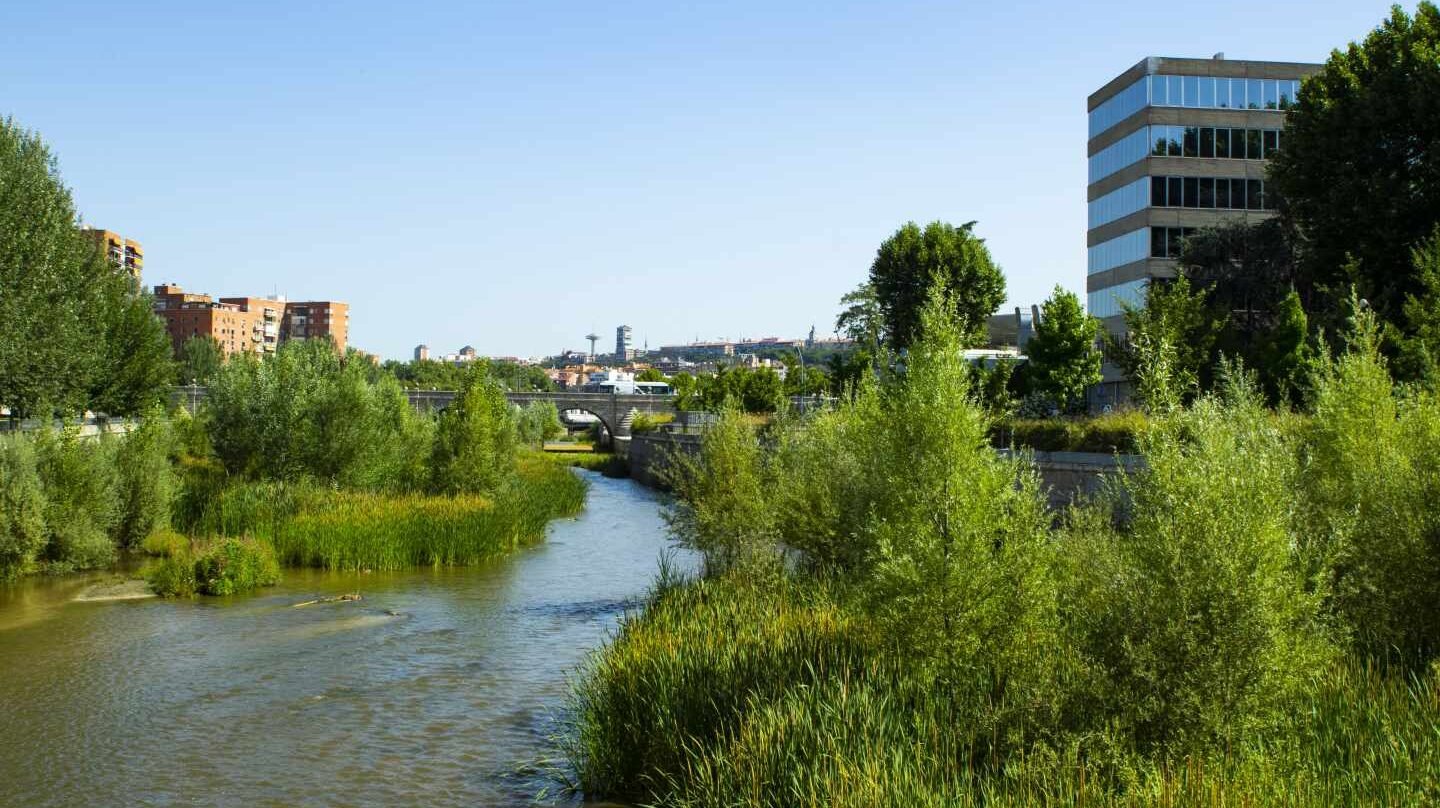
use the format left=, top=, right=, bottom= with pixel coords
left=2, top=0, right=1395, bottom=359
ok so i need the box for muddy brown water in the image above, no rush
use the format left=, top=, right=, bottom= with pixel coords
left=0, top=472, right=688, bottom=807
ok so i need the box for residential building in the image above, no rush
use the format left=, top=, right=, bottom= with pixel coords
left=153, top=284, right=349, bottom=358
left=82, top=228, right=143, bottom=280
left=153, top=284, right=267, bottom=358
left=281, top=301, right=349, bottom=352
left=615, top=325, right=634, bottom=361
left=219, top=296, right=284, bottom=355
left=1086, top=55, right=1320, bottom=408
left=414, top=344, right=429, bottom=361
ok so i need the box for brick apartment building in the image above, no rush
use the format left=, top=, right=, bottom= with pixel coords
left=82, top=228, right=143, bottom=280
left=152, top=284, right=349, bottom=359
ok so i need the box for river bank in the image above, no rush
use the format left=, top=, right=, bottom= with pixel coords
left=0, top=472, right=690, bottom=807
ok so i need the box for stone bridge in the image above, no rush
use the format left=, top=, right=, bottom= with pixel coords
left=173, top=386, right=677, bottom=440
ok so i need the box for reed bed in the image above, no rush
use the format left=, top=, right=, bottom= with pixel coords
left=570, top=573, right=1440, bottom=807
left=176, top=455, right=588, bottom=572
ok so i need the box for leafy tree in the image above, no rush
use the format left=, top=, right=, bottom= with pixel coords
left=430, top=373, right=517, bottom=495
left=1268, top=3, right=1440, bottom=354
left=113, top=408, right=176, bottom=549
left=635, top=367, right=665, bottom=383
left=0, top=436, right=48, bottom=578
left=177, top=335, right=224, bottom=386
left=89, top=277, right=174, bottom=416
left=1394, top=225, right=1440, bottom=385
left=741, top=367, right=785, bottom=413
left=34, top=428, right=119, bottom=570
left=1106, top=276, right=1217, bottom=405
left=868, top=221, right=1006, bottom=350
left=0, top=120, right=109, bottom=416
left=1023, top=286, right=1102, bottom=413
left=835, top=282, right=885, bottom=350
left=516, top=401, right=564, bottom=447
left=1255, top=290, right=1314, bottom=405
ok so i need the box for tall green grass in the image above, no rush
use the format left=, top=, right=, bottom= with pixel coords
left=145, top=535, right=280, bottom=597
left=174, top=453, right=587, bottom=571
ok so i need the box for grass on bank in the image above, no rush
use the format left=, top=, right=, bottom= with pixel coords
left=569, top=571, right=1440, bottom=807
left=173, top=452, right=588, bottom=572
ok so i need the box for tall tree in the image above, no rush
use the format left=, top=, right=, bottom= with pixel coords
left=0, top=119, right=108, bottom=416
left=1023, top=286, right=1102, bottom=413
left=868, top=221, right=1006, bottom=350
left=1105, top=276, right=1218, bottom=404
left=1268, top=3, right=1440, bottom=349
left=834, top=282, right=885, bottom=350
left=1394, top=225, right=1440, bottom=386
left=177, top=335, right=224, bottom=386
left=89, top=275, right=174, bottom=416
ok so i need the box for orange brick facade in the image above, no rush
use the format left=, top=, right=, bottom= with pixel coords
left=153, top=284, right=348, bottom=358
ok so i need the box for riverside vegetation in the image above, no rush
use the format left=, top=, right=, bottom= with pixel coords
left=564, top=291, right=1440, bottom=807
left=0, top=339, right=585, bottom=594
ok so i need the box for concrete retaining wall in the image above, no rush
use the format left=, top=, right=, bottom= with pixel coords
left=626, top=431, right=1139, bottom=508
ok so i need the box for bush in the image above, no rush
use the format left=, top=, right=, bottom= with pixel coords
left=1072, top=372, right=1332, bottom=750
left=113, top=410, right=177, bottom=548
left=627, top=412, right=674, bottom=434
left=996, top=409, right=1149, bottom=453
left=516, top=400, right=564, bottom=446
left=430, top=374, right=517, bottom=495
left=1299, top=306, right=1440, bottom=663
left=0, top=435, right=48, bottom=578
left=145, top=535, right=280, bottom=597
left=34, top=428, right=118, bottom=570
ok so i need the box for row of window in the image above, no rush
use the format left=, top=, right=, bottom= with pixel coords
left=1089, top=172, right=1279, bottom=229
left=1150, top=125, right=1281, bottom=160
left=1151, top=176, right=1278, bottom=211
left=1088, top=279, right=1148, bottom=319
left=1152, top=74, right=1301, bottom=112
left=1089, top=124, right=1285, bottom=183
left=1090, top=73, right=1304, bottom=137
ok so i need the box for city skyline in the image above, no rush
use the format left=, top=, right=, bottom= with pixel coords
left=3, top=0, right=1393, bottom=359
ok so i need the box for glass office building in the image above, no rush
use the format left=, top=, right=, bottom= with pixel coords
left=1085, top=56, right=1319, bottom=409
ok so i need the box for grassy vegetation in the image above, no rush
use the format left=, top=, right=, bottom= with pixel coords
left=993, top=409, right=1150, bottom=453
left=565, top=292, right=1440, bottom=806
left=628, top=412, right=675, bottom=434
left=171, top=452, right=586, bottom=572
left=144, top=534, right=280, bottom=597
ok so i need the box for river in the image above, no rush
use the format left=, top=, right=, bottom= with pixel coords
left=0, top=471, right=685, bottom=807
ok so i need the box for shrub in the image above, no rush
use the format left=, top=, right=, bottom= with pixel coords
left=996, top=409, right=1148, bottom=453
left=113, top=409, right=177, bottom=548
left=1080, top=372, right=1332, bottom=750
left=34, top=428, right=118, bottom=570
left=1299, top=305, right=1440, bottom=663
left=627, top=411, right=674, bottom=434
left=146, top=535, right=280, bottom=597
left=516, top=400, right=564, bottom=446
left=430, top=374, right=517, bottom=495
left=0, top=435, right=48, bottom=578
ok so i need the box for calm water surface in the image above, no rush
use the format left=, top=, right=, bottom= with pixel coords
left=0, top=472, right=685, bottom=807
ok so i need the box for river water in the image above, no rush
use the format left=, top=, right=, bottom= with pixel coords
left=0, top=472, right=684, bottom=807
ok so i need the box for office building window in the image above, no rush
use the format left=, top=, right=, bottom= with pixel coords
left=1089, top=279, right=1149, bottom=319
left=1088, top=228, right=1149, bottom=275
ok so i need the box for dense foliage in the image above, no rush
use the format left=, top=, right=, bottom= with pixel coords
left=0, top=118, right=172, bottom=418
left=1023, top=285, right=1102, bottom=412
left=1269, top=2, right=1440, bottom=345
left=863, top=220, right=1006, bottom=350
left=567, top=286, right=1440, bottom=806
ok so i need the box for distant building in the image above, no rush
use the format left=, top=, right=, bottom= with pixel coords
left=735, top=337, right=805, bottom=353
left=987, top=306, right=1038, bottom=350
left=82, top=228, right=143, bottom=281
left=615, top=325, right=634, bottom=360
left=414, top=344, right=430, bottom=361
left=153, top=283, right=349, bottom=358
left=219, top=296, right=285, bottom=355
left=659, top=341, right=734, bottom=357
left=281, top=301, right=349, bottom=352
left=459, top=345, right=477, bottom=360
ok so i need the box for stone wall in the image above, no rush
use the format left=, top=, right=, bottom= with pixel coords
left=623, top=431, right=703, bottom=490
left=625, top=432, right=1139, bottom=509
